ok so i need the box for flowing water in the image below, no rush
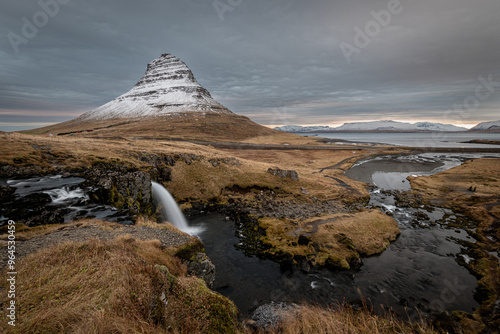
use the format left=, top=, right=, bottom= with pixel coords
left=189, top=153, right=500, bottom=317
left=151, top=181, right=204, bottom=236
left=2, top=153, right=497, bottom=319
left=0, top=175, right=133, bottom=225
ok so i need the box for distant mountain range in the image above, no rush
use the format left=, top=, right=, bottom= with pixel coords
left=275, top=120, right=500, bottom=133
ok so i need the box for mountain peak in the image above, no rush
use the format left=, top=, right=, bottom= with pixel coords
left=471, top=120, right=500, bottom=131
left=76, top=53, right=231, bottom=122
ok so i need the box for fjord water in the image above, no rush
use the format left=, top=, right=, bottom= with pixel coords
left=300, top=132, right=500, bottom=148
left=189, top=153, right=491, bottom=317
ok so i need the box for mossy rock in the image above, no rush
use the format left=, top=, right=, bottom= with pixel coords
left=175, top=238, right=205, bottom=262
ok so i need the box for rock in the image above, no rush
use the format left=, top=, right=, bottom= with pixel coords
left=251, top=302, right=297, bottom=330
left=297, top=235, right=311, bottom=246
left=209, top=157, right=241, bottom=167
left=5, top=192, right=68, bottom=226
left=0, top=164, right=45, bottom=178
left=415, top=211, right=430, bottom=221
left=187, top=253, right=216, bottom=288
left=0, top=185, right=15, bottom=203
left=81, top=162, right=152, bottom=214
left=267, top=167, right=299, bottom=181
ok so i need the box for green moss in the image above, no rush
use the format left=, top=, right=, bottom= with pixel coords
left=171, top=278, right=239, bottom=333
left=109, top=185, right=125, bottom=210
left=175, top=239, right=205, bottom=262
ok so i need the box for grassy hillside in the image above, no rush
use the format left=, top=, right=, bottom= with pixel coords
left=21, top=112, right=299, bottom=143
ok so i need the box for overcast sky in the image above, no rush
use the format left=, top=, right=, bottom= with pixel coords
left=1, top=0, right=499, bottom=131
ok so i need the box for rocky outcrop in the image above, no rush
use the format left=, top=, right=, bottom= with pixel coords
left=0, top=164, right=45, bottom=178
left=250, top=302, right=298, bottom=330
left=2, top=193, right=67, bottom=227
left=81, top=162, right=152, bottom=215
left=267, top=167, right=299, bottom=181
left=208, top=157, right=241, bottom=167
left=187, top=253, right=216, bottom=288
left=224, top=188, right=346, bottom=220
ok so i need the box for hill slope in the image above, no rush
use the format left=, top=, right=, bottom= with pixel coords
left=470, top=120, right=500, bottom=131
left=25, top=53, right=287, bottom=142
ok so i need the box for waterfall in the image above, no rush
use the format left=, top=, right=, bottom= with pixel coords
left=151, top=181, right=203, bottom=236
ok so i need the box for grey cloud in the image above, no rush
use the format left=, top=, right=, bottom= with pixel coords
left=0, top=0, right=499, bottom=131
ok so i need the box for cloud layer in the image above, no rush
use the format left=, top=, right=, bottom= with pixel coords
left=1, top=0, right=499, bottom=131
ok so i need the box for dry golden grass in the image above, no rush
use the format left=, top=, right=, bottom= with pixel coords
left=267, top=304, right=436, bottom=334
left=0, top=236, right=238, bottom=334
left=409, top=158, right=500, bottom=204
left=410, top=158, right=500, bottom=331
left=0, top=223, right=68, bottom=241
left=258, top=209, right=400, bottom=269
left=22, top=113, right=296, bottom=144
left=134, top=215, right=178, bottom=231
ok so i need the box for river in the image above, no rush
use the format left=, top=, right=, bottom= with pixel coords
left=189, top=152, right=500, bottom=318
left=2, top=152, right=496, bottom=320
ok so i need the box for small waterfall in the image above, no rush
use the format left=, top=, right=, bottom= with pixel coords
left=151, top=181, right=202, bottom=235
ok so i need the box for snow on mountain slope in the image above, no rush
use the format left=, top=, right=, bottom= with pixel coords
left=274, top=125, right=333, bottom=132
left=414, top=122, right=467, bottom=132
left=470, top=120, right=500, bottom=131
left=275, top=120, right=467, bottom=132
left=334, top=120, right=415, bottom=131
left=75, top=53, right=230, bottom=122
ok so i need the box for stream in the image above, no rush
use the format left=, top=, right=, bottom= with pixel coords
left=0, top=175, right=133, bottom=225
left=1, top=153, right=497, bottom=320
left=190, top=153, right=500, bottom=318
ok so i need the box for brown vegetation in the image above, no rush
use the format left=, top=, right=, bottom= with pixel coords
left=267, top=303, right=436, bottom=334
left=21, top=113, right=296, bottom=143
left=409, top=159, right=500, bottom=330
left=258, top=209, right=400, bottom=269
left=0, top=125, right=422, bottom=332
left=0, top=236, right=239, bottom=334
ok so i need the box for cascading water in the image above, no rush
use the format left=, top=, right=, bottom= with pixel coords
left=151, top=181, right=203, bottom=236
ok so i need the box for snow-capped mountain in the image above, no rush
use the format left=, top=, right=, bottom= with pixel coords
left=274, top=125, right=333, bottom=132
left=275, top=120, right=467, bottom=132
left=76, top=53, right=230, bottom=122
left=334, top=120, right=415, bottom=131
left=470, top=120, right=500, bottom=131
left=414, top=122, right=467, bottom=132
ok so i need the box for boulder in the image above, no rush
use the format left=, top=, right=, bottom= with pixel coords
left=187, top=253, right=216, bottom=288
left=267, top=167, right=299, bottom=181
